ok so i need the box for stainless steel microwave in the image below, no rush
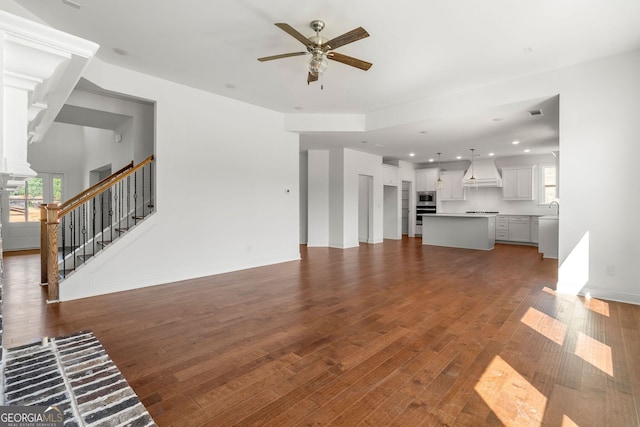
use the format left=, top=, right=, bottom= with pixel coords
left=417, top=191, right=436, bottom=204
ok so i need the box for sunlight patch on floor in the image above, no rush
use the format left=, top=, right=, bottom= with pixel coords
left=475, top=355, right=546, bottom=426
left=520, top=307, right=567, bottom=346
left=575, top=332, right=613, bottom=376
left=562, top=414, right=579, bottom=426
left=583, top=296, right=610, bottom=317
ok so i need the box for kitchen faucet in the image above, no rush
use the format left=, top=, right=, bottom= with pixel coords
left=549, top=200, right=559, bottom=215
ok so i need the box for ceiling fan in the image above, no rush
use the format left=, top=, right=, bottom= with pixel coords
left=258, top=20, right=372, bottom=84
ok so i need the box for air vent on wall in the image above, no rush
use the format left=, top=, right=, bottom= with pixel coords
left=529, top=109, right=543, bottom=117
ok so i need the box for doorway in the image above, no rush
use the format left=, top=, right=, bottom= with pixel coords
left=402, top=180, right=410, bottom=235
left=90, top=165, right=112, bottom=186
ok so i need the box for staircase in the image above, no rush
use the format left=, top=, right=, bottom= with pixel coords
left=40, top=156, right=155, bottom=302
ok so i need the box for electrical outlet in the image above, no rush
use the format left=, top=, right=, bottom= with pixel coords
left=606, top=265, right=615, bottom=276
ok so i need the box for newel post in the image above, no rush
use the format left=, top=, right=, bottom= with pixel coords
left=45, top=204, right=60, bottom=302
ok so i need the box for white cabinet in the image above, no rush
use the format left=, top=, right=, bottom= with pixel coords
left=496, top=215, right=535, bottom=243
left=495, top=215, right=509, bottom=241
left=502, top=166, right=534, bottom=200
left=530, top=216, right=539, bottom=244
left=383, top=164, right=399, bottom=186
left=416, top=168, right=438, bottom=191
left=538, top=215, right=559, bottom=258
left=439, top=170, right=465, bottom=200
left=508, top=215, right=531, bottom=242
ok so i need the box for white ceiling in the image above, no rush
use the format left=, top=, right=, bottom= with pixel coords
left=12, top=0, right=640, bottom=163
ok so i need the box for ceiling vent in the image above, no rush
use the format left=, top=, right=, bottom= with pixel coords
left=529, top=109, right=543, bottom=117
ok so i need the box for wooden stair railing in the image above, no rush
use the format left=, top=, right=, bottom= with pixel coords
left=57, top=161, right=134, bottom=214
left=41, top=155, right=154, bottom=302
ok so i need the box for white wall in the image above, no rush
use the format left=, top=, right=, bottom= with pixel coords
left=299, top=151, right=308, bottom=244
left=60, top=58, right=300, bottom=300
left=553, top=51, right=640, bottom=303
left=307, top=149, right=329, bottom=247
left=383, top=186, right=399, bottom=239
left=329, top=148, right=346, bottom=247
left=64, top=89, right=154, bottom=167
left=358, top=174, right=371, bottom=242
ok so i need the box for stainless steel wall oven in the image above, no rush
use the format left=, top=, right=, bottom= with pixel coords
left=416, top=191, right=436, bottom=228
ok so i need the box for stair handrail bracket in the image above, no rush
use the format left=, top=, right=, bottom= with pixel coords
left=40, top=155, right=154, bottom=302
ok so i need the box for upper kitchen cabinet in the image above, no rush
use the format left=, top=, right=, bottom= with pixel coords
left=502, top=166, right=535, bottom=200
left=416, top=168, right=439, bottom=191
left=383, top=164, right=399, bottom=186
left=439, top=170, right=465, bottom=201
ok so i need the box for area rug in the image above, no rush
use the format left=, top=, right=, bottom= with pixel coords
left=3, top=330, right=156, bottom=426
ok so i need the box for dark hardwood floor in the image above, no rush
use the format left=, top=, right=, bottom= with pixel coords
left=3, top=238, right=640, bottom=426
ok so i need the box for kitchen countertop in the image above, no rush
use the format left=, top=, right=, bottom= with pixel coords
left=420, top=213, right=497, bottom=218
left=422, top=213, right=558, bottom=218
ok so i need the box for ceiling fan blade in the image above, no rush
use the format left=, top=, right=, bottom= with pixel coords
left=324, top=27, right=369, bottom=50
left=275, top=23, right=313, bottom=48
left=307, top=72, right=319, bottom=84
left=258, top=52, right=308, bottom=62
left=327, top=52, right=372, bottom=71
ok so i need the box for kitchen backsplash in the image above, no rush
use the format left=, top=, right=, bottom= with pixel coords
left=439, top=186, right=557, bottom=216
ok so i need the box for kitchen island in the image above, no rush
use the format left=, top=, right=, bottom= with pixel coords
left=421, top=213, right=496, bottom=250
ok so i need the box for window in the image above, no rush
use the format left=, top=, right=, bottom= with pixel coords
left=540, top=163, right=558, bottom=205
left=9, top=173, right=63, bottom=223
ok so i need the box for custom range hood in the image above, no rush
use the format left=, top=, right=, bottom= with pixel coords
left=462, top=159, right=503, bottom=187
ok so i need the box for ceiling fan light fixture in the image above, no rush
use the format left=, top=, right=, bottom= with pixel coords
left=308, top=51, right=328, bottom=76
left=259, top=21, right=371, bottom=83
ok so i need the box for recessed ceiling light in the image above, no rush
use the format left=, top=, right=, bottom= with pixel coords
left=456, top=155, right=462, bottom=160
left=409, top=153, right=416, bottom=157
left=419, top=130, right=428, bottom=134
left=512, top=140, right=520, bottom=145
left=524, top=149, right=531, bottom=153
left=488, top=152, right=495, bottom=156
left=225, top=83, right=237, bottom=89
left=361, top=141, right=368, bottom=144
left=293, top=106, right=303, bottom=110
left=113, top=47, right=130, bottom=56
left=529, top=109, right=543, bottom=117
left=375, top=143, right=384, bottom=147
left=428, top=158, right=434, bottom=162
left=493, top=117, right=503, bottom=122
